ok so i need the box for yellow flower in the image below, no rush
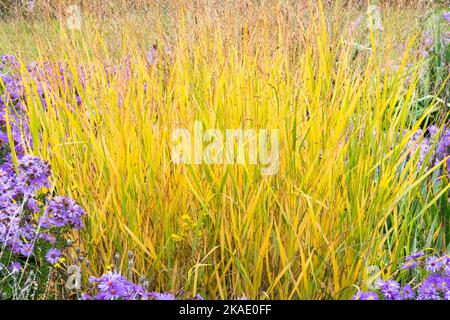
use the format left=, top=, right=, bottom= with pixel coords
left=171, top=233, right=184, bottom=242
left=54, top=257, right=66, bottom=269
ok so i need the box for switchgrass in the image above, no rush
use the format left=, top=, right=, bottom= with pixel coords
left=3, top=1, right=449, bottom=299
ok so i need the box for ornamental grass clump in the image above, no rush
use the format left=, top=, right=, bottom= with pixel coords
left=14, top=4, right=449, bottom=299
left=0, top=1, right=449, bottom=300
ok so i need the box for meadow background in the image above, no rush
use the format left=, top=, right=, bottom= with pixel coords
left=0, top=0, right=449, bottom=299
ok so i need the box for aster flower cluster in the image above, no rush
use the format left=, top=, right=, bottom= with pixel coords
left=85, top=271, right=153, bottom=300
left=419, top=11, right=450, bottom=57
left=353, top=252, right=450, bottom=300
left=84, top=270, right=202, bottom=300
left=79, top=252, right=206, bottom=300
left=1, top=55, right=85, bottom=299
left=83, top=269, right=250, bottom=300
left=83, top=269, right=249, bottom=300
left=2, top=54, right=84, bottom=117
left=405, top=125, right=450, bottom=177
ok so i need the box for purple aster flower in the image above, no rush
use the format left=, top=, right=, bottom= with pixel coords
left=401, top=285, right=415, bottom=300
left=352, top=291, right=366, bottom=300
left=80, top=293, right=92, bottom=300
left=38, top=232, right=56, bottom=243
left=45, top=248, right=62, bottom=265
left=443, top=11, right=450, bottom=23
left=377, top=280, right=402, bottom=300
left=401, top=260, right=419, bottom=270
left=37, top=215, right=52, bottom=228
left=18, top=155, right=51, bottom=190
left=51, top=215, right=69, bottom=228
left=19, top=242, right=34, bottom=257
left=417, top=280, right=440, bottom=300
left=444, top=291, right=450, bottom=300
left=194, top=293, right=204, bottom=300
left=444, top=256, right=450, bottom=276
left=426, top=256, right=444, bottom=273
left=95, top=271, right=128, bottom=300
left=444, top=32, right=450, bottom=45
left=428, top=125, right=439, bottom=137
left=434, top=275, right=450, bottom=292
left=20, top=223, right=36, bottom=241
left=9, top=262, right=21, bottom=274
left=364, top=291, right=379, bottom=300
left=45, top=196, right=85, bottom=229
left=150, top=292, right=176, bottom=300
left=423, top=32, right=433, bottom=47
left=353, top=291, right=379, bottom=300
left=27, top=0, right=35, bottom=11
left=418, top=138, right=430, bottom=167
left=26, top=198, right=40, bottom=213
